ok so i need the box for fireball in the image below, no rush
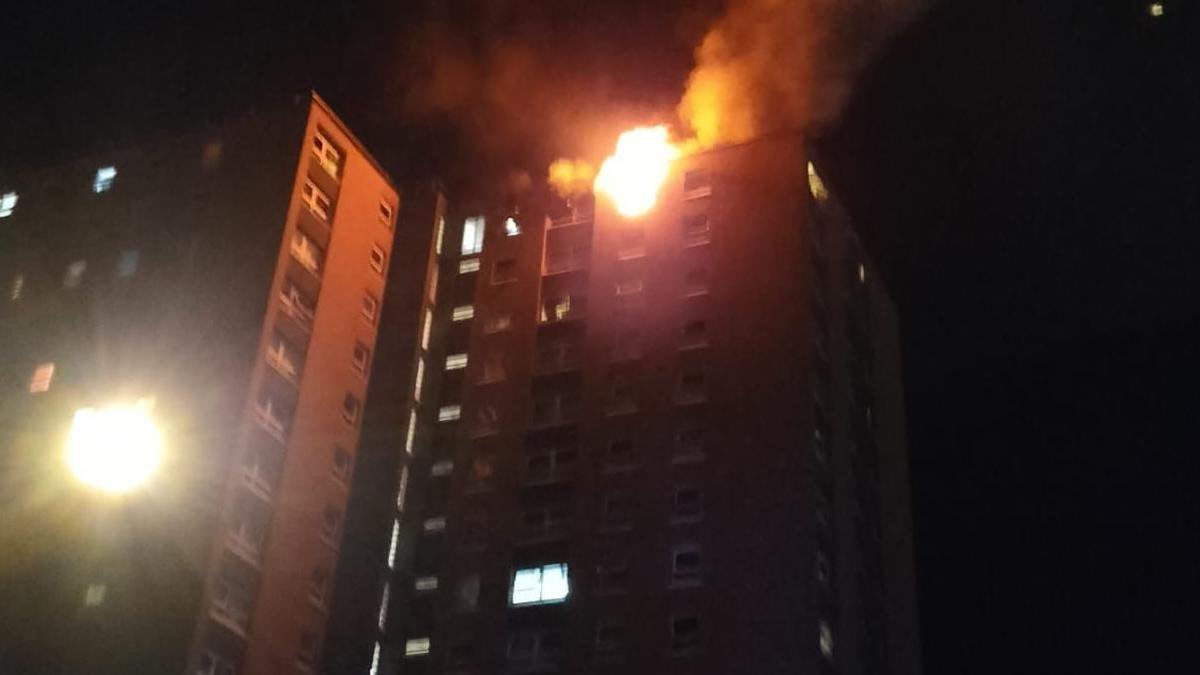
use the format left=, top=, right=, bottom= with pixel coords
left=594, top=125, right=680, bottom=218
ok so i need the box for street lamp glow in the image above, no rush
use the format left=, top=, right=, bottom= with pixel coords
left=65, top=400, right=163, bottom=493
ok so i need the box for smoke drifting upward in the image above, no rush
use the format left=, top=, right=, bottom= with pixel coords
left=397, top=1, right=926, bottom=189
left=679, top=0, right=928, bottom=148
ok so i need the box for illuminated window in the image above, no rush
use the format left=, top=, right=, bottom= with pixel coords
left=63, top=260, right=86, bottom=288
left=379, top=201, right=394, bottom=227
left=311, top=130, right=341, bottom=179
left=0, top=192, right=17, bottom=218
left=116, top=249, right=139, bottom=278
left=301, top=179, right=332, bottom=220
left=414, top=575, right=439, bottom=592
left=352, top=342, right=370, bottom=375
left=858, top=263, right=867, bottom=283
left=387, top=519, right=400, bottom=568
left=431, top=459, right=454, bottom=476
left=404, top=637, right=431, bottom=657
left=361, top=293, right=379, bottom=324
left=671, top=614, right=701, bottom=651
left=452, top=304, right=475, bottom=321
left=462, top=216, right=485, bottom=255
left=435, top=216, right=445, bottom=254
left=29, top=362, right=54, bottom=393
left=10, top=273, right=24, bottom=300
left=413, top=358, right=425, bottom=401
left=93, top=166, right=117, bottom=193
left=505, top=216, right=521, bottom=236
left=671, top=545, right=703, bottom=586
left=445, top=353, right=468, bottom=370
left=84, top=583, right=106, bottom=607
left=341, top=393, right=362, bottom=426
left=808, top=162, right=829, bottom=203
left=492, top=258, right=517, bottom=284
left=484, top=313, right=512, bottom=334
left=332, top=446, right=353, bottom=485
left=438, top=404, right=461, bottom=422
left=819, top=620, right=834, bottom=659
left=369, top=642, right=381, bottom=675
left=1149, top=2, right=1164, bottom=17
left=510, top=563, right=569, bottom=605
left=377, top=582, right=390, bottom=629
left=403, top=411, right=418, bottom=458
left=421, top=309, right=433, bottom=349
left=422, top=516, right=446, bottom=533
left=369, top=245, right=387, bottom=275
left=396, top=465, right=410, bottom=510
left=459, top=257, right=480, bottom=273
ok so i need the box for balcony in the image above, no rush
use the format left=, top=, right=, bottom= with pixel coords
left=265, top=340, right=301, bottom=384
left=548, top=199, right=594, bottom=228
left=226, top=523, right=263, bottom=567
left=209, top=583, right=251, bottom=638
left=251, top=398, right=288, bottom=443
left=278, top=284, right=315, bottom=333
left=538, top=296, right=587, bottom=325
left=241, top=458, right=274, bottom=502
left=542, top=248, right=590, bottom=276
left=289, top=232, right=325, bottom=279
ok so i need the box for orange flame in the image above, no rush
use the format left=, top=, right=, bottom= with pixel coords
left=593, top=125, right=680, bottom=218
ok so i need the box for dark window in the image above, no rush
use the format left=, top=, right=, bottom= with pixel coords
left=682, top=214, right=711, bottom=243
left=492, top=258, right=518, bottom=284
left=595, top=620, right=627, bottom=658
left=332, top=446, right=353, bottom=484
left=672, top=545, right=703, bottom=585
left=683, top=169, right=712, bottom=195
left=671, top=613, right=702, bottom=651
left=352, top=342, right=370, bottom=375
left=673, top=486, right=703, bottom=521
left=342, top=393, right=362, bottom=425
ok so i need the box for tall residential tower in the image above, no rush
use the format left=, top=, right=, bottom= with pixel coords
left=351, top=136, right=921, bottom=675
left=0, top=93, right=414, bottom=675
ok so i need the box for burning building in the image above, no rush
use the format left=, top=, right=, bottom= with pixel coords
left=330, top=133, right=922, bottom=675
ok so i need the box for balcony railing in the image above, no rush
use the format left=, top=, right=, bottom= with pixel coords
left=241, top=460, right=274, bottom=501
left=209, top=585, right=250, bottom=637
left=265, top=342, right=300, bottom=383
left=290, top=233, right=323, bottom=277
left=543, top=249, right=589, bottom=275
left=279, top=286, right=315, bottom=332
left=251, top=399, right=288, bottom=442
left=226, top=524, right=262, bottom=566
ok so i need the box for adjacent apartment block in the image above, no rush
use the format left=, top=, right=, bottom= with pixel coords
left=0, top=93, right=415, bottom=675
left=351, top=135, right=922, bottom=675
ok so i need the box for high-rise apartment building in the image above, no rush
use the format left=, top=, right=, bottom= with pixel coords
left=347, top=135, right=921, bottom=675
left=0, top=93, right=415, bottom=675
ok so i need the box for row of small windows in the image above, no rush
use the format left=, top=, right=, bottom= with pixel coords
left=402, top=612, right=704, bottom=661
left=8, top=250, right=140, bottom=301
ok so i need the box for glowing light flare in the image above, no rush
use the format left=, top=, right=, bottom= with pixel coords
left=594, top=126, right=680, bottom=218
left=65, top=400, right=163, bottom=494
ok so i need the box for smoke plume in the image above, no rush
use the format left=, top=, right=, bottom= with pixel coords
left=397, top=0, right=927, bottom=186
left=679, top=0, right=928, bottom=147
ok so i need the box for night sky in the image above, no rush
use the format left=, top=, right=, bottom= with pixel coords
left=3, top=1, right=1197, bottom=673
